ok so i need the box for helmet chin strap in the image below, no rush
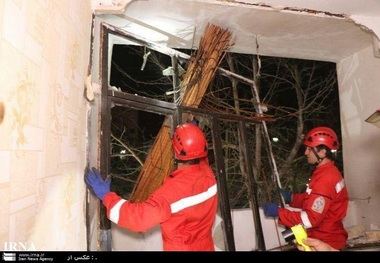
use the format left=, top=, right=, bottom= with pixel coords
left=311, top=147, right=324, bottom=165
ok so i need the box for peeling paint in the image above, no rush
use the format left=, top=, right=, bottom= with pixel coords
left=190, top=1, right=380, bottom=47
left=92, top=0, right=131, bottom=14
left=0, top=101, right=4, bottom=125
left=198, top=0, right=346, bottom=18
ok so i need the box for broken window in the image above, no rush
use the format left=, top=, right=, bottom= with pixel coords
left=94, top=21, right=341, bottom=251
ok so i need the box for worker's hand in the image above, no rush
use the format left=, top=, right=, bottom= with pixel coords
left=85, top=167, right=111, bottom=201
left=263, top=203, right=279, bottom=217
left=295, top=238, right=339, bottom=251
left=279, top=188, right=292, bottom=204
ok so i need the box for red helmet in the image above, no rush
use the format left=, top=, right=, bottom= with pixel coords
left=303, top=126, right=339, bottom=150
left=172, top=123, right=208, bottom=161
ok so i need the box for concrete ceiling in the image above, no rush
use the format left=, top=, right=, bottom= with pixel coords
left=93, top=0, right=380, bottom=62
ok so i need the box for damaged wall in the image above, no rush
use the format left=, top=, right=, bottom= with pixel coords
left=0, top=0, right=92, bottom=250
left=337, top=45, right=380, bottom=234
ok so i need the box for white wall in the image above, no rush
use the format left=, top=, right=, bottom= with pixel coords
left=337, top=45, right=380, bottom=232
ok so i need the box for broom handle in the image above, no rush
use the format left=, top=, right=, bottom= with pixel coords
left=250, top=82, right=285, bottom=207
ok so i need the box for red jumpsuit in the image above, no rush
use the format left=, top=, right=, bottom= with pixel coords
left=278, top=161, right=349, bottom=250
left=103, top=162, right=218, bottom=251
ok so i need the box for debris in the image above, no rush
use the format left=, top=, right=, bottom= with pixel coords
left=347, top=225, right=365, bottom=240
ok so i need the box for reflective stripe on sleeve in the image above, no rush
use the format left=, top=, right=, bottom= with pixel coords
left=335, top=179, right=345, bottom=193
left=170, top=184, right=217, bottom=214
left=109, top=199, right=127, bottom=224
left=301, top=210, right=312, bottom=228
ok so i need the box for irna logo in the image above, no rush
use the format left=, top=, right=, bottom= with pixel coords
left=3, top=242, right=36, bottom=251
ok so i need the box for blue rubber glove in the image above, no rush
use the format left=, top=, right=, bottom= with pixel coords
left=85, top=167, right=111, bottom=201
left=280, top=188, right=292, bottom=204
left=263, top=203, right=279, bottom=217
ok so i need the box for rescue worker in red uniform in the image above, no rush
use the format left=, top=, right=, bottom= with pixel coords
left=85, top=123, right=218, bottom=251
left=263, top=126, right=349, bottom=250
